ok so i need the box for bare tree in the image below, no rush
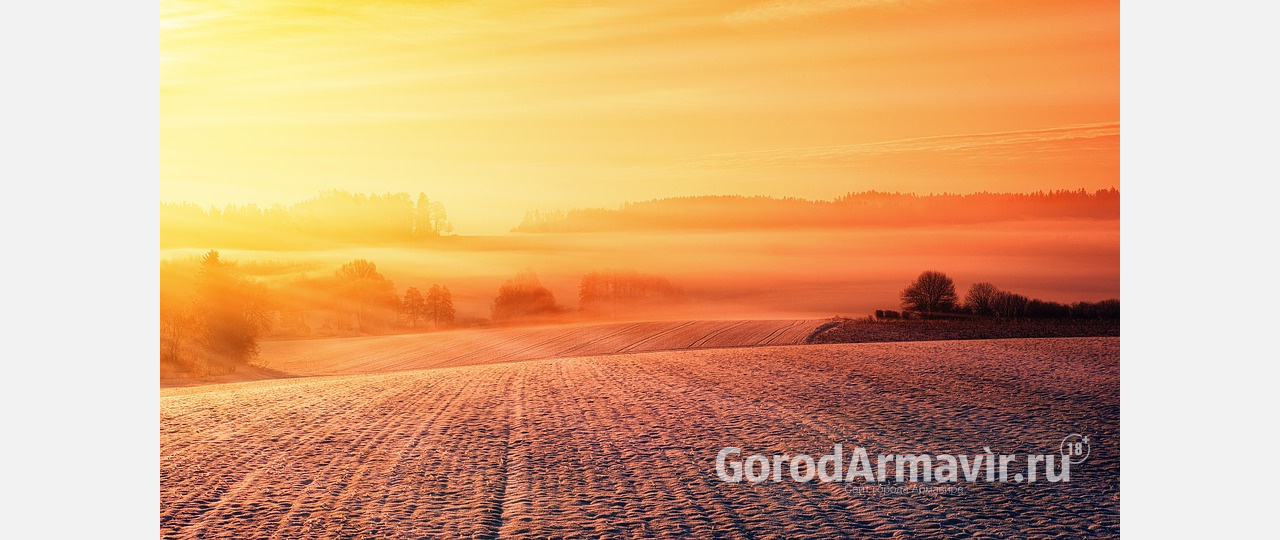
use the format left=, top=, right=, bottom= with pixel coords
left=990, top=290, right=1030, bottom=319
left=964, top=282, right=1001, bottom=316
left=900, top=270, right=958, bottom=316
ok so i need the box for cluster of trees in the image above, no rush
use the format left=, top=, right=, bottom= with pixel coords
left=161, top=191, right=453, bottom=249
left=275, top=259, right=457, bottom=334
left=489, top=269, right=681, bottom=323
left=514, top=189, right=1119, bottom=232
left=160, top=251, right=273, bottom=376
left=490, top=270, right=561, bottom=322
left=161, top=253, right=458, bottom=376
left=962, top=281, right=1120, bottom=319
left=579, top=269, right=678, bottom=317
left=402, top=285, right=455, bottom=328
left=163, top=256, right=678, bottom=376
left=896, top=270, right=1119, bottom=320
left=274, top=259, right=457, bottom=334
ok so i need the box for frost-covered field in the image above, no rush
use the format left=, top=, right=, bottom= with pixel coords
left=164, top=320, right=826, bottom=387
left=162, top=337, right=1118, bottom=539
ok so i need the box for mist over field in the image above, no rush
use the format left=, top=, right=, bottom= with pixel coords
left=157, top=0, right=1123, bottom=534
left=162, top=219, right=1117, bottom=321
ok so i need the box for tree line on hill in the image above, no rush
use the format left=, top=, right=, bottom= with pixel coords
left=514, top=189, right=1119, bottom=232
left=161, top=190, right=454, bottom=249
left=161, top=253, right=678, bottom=376
left=888, top=270, right=1119, bottom=320
left=160, top=256, right=1116, bottom=377
left=161, top=252, right=458, bottom=376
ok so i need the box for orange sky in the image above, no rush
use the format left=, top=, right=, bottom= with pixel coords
left=161, top=0, right=1119, bottom=234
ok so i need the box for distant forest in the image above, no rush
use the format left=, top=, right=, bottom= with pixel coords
left=514, top=189, right=1119, bottom=232
left=161, top=190, right=454, bottom=249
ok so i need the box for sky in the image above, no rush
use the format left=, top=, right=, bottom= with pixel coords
left=162, top=0, right=1119, bottom=234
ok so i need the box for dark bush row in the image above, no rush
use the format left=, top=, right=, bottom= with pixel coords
left=884, top=271, right=1119, bottom=321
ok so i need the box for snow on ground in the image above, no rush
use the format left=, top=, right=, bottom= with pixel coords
left=162, top=337, right=1119, bottom=539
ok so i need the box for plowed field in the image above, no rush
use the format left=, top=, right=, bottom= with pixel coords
left=162, top=338, right=1119, bottom=539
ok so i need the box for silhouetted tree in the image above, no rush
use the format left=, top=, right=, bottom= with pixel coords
left=990, top=290, right=1030, bottom=319
left=492, top=270, right=559, bottom=322
left=334, top=259, right=397, bottom=331
left=964, top=282, right=1001, bottom=316
left=900, top=270, right=958, bottom=317
left=426, top=285, right=456, bottom=328
left=402, top=287, right=427, bottom=327
left=1027, top=299, right=1071, bottom=319
left=1070, top=299, right=1121, bottom=319
left=1095, top=298, right=1121, bottom=319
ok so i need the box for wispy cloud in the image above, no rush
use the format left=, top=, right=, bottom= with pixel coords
left=687, top=122, right=1120, bottom=168
left=725, top=0, right=909, bottom=26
